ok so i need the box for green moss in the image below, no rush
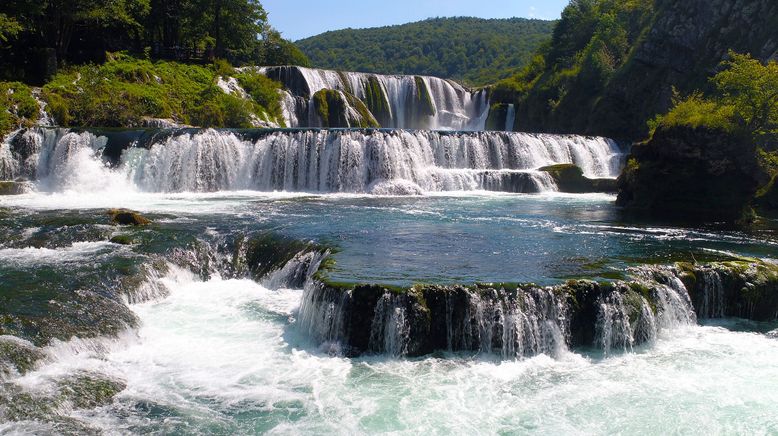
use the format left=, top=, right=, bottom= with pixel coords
left=312, top=89, right=379, bottom=128
left=0, top=336, right=44, bottom=376
left=413, top=76, right=436, bottom=117
left=57, top=372, right=126, bottom=409
left=362, top=76, right=390, bottom=126
left=109, top=234, right=135, bottom=245
left=107, top=209, right=151, bottom=226
left=0, top=182, right=27, bottom=195
left=0, top=82, right=39, bottom=137
left=41, top=53, right=282, bottom=129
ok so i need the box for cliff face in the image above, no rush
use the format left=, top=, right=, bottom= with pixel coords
left=592, top=0, right=778, bottom=140
left=516, top=0, right=778, bottom=141
left=616, top=126, right=765, bottom=223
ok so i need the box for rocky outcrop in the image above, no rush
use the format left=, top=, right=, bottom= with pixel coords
left=540, top=164, right=617, bottom=193
left=591, top=0, right=778, bottom=140
left=678, top=261, right=778, bottom=321
left=298, top=259, right=778, bottom=357
left=616, top=126, right=765, bottom=223
left=514, top=0, right=778, bottom=141
left=311, top=89, right=379, bottom=128
left=0, top=181, right=31, bottom=195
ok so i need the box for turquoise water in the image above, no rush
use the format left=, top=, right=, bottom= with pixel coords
left=2, top=190, right=778, bottom=434
left=3, top=192, right=777, bottom=287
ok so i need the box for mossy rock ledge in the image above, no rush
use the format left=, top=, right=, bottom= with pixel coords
left=539, top=164, right=617, bottom=193
left=304, top=259, right=778, bottom=357
left=107, top=209, right=151, bottom=226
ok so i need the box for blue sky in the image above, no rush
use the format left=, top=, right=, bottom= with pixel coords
left=262, top=0, right=569, bottom=41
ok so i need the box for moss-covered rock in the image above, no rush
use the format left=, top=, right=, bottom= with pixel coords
left=485, top=103, right=508, bottom=131
left=0, top=336, right=45, bottom=377
left=57, top=372, right=126, bottom=409
left=312, top=89, right=379, bottom=128
left=540, top=164, right=618, bottom=193
left=412, top=76, right=436, bottom=118
left=362, top=76, right=391, bottom=127
left=109, top=234, right=135, bottom=245
left=107, top=209, right=151, bottom=226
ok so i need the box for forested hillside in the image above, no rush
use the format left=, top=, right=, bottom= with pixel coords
left=297, top=17, right=555, bottom=86
left=0, top=0, right=310, bottom=84
left=492, top=0, right=778, bottom=141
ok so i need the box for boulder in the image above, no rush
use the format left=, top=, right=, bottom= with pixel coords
left=107, top=209, right=151, bottom=226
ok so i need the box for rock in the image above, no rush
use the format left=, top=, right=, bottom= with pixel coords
left=300, top=258, right=778, bottom=357
left=312, top=89, right=380, bottom=128
left=0, top=181, right=30, bottom=195
left=755, top=174, right=778, bottom=211
left=0, top=336, right=45, bottom=377
left=539, top=164, right=618, bottom=193
left=57, top=371, right=126, bottom=409
left=109, top=234, right=135, bottom=245
left=107, top=209, right=151, bottom=226
left=616, top=126, right=764, bottom=224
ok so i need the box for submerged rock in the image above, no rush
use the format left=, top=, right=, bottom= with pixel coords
left=57, top=371, right=126, bottom=409
left=0, top=336, right=45, bottom=377
left=539, top=164, right=618, bottom=193
left=107, top=209, right=151, bottom=226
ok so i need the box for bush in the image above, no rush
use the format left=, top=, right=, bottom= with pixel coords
left=649, top=93, right=736, bottom=133
left=41, top=54, right=284, bottom=128
left=0, top=82, right=39, bottom=136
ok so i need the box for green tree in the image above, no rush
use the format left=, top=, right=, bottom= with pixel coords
left=712, top=52, right=778, bottom=138
left=0, top=13, right=22, bottom=45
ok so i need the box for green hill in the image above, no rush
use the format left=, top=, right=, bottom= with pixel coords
left=296, top=17, right=556, bottom=86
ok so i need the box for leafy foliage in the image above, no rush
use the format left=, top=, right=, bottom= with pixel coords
left=297, top=17, right=555, bottom=87
left=496, top=0, right=654, bottom=134
left=652, top=53, right=778, bottom=143
left=41, top=54, right=284, bottom=128
left=0, top=81, right=38, bottom=136
left=0, top=0, right=310, bottom=82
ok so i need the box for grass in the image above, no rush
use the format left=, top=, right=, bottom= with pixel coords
left=40, top=53, right=285, bottom=129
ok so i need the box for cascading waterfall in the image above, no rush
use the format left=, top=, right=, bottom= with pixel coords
left=505, top=104, right=516, bottom=132
left=594, top=288, right=658, bottom=355
left=369, top=294, right=411, bottom=357
left=257, top=66, right=490, bottom=130
left=442, top=287, right=570, bottom=358
left=4, top=128, right=623, bottom=194
left=697, top=269, right=725, bottom=319
left=296, top=282, right=351, bottom=354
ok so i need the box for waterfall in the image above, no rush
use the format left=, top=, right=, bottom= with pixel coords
left=296, top=282, right=351, bottom=355
left=5, top=128, right=623, bottom=194
left=261, top=250, right=328, bottom=291
left=369, top=294, right=411, bottom=357
left=257, top=66, right=490, bottom=131
left=697, top=269, right=725, bottom=319
left=444, top=287, right=569, bottom=358
left=505, top=104, right=515, bottom=132
left=594, top=288, right=658, bottom=355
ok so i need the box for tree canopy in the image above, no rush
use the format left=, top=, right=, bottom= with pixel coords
left=297, top=17, right=556, bottom=87
left=653, top=53, right=778, bottom=144
left=0, top=0, right=309, bottom=82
